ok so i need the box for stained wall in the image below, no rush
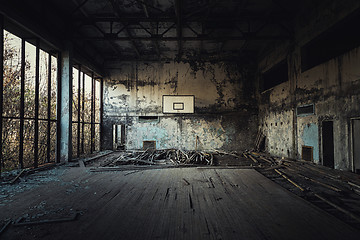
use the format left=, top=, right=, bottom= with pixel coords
left=258, top=0, right=360, bottom=170
left=103, top=61, right=258, bottom=151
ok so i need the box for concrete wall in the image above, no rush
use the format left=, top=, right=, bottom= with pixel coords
left=258, top=0, right=360, bottom=170
left=103, top=61, right=257, bottom=151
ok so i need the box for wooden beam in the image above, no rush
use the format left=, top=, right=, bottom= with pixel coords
left=175, top=0, right=182, bottom=59
left=71, top=0, right=91, bottom=15
left=76, top=35, right=290, bottom=41
left=0, top=15, right=3, bottom=177
left=141, top=0, right=160, bottom=57
left=109, top=0, right=141, bottom=58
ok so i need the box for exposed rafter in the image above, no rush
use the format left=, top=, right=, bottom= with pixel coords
left=72, top=0, right=119, bottom=70
left=71, top=0, right=90, bottom=15
left=175, top=0, right=183, bottom=60
left=108, top=0, right=141, bottom=58
left=75, top=35, right=290, bottom=41
left=140, top=0, right=160, bottom=57
left=75, top=15, right=291, bottom=24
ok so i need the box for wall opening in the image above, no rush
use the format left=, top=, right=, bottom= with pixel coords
left=322, top=121, right=334, bottom=168
left=138, top=116, right=159, bottom=123
left=113, top=124, right=125, bottom=150
left=297, top=104, right=315, bottom=116
left=302, top=146, right=313, bottom=161
left=352, top=119, right=360, bottom=174
left=262, top=60, right=288, bottom=92
left=301, top=10, right=360, bottom=72
left=143, top=141, right=156, bottom=150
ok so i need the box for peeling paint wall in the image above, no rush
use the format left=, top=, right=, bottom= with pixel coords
left=258, top=0, right=360, bottom=170
left=103, top=61, right=257, bottom=151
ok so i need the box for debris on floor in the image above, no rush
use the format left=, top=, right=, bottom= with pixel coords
left=250, top=151, right=360, bottom=230
left=0, top=167, right=66, bottom=206
left=99, top=149, right=215, bottom=167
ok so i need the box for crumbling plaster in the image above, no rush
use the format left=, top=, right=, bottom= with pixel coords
left=103, top=61, right=257, bottom=151
left=258, top=0, right=360, bottom=170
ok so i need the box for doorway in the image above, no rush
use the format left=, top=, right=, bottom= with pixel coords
left=113, top=124, right=125, bottom=150
left=352, top=119, right=360, bottom=174
left=322, top=121, right=334, bottom=168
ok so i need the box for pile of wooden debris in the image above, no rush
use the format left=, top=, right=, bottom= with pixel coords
left=100, top=149, right=215, bottom=167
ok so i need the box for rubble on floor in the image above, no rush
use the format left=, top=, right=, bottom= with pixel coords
left=0, top=167, right=67, bottom=206
left=1, top=149, right=360, bottom=232
left=98, top=149, right=217, bottom=167
left=248, top=151, right=360, bottom=230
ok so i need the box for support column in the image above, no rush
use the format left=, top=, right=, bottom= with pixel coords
left=100, top=78, right=104, bottom=151
left=0, top=15, right=4, bottom=176
left=59, top=45, right=73, bottom=162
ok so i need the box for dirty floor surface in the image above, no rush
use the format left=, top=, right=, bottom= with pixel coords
left=0, top=167, right=359, bottom=240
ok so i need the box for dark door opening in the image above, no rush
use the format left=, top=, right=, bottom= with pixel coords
left=113, top=124, right=125, bottom=150
left=352, top=119, right=360, bottom=174
left=322, top=121, right=334, bottom=168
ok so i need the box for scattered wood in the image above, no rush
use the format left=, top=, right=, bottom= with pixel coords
left=314, top=194, right=360, bottom=224
left=107, top=149, right=215, bottom=166
left=10, top=169, right=26, bottom=184
left=182, top=178, right=190, bottom=185
left=78, top=160, right=85, bottom=168
left=348, top=181, right=360, bottom=189
left=215, top=150, right=239, bottom=158
left=298, top=172, right=341, bottom=192
left=247, top=154, right=258, bottom=164
left=274, top=169, right=304, bottom=192
left=264, top=165, right=283, bottom=171
left=13, top=212, right=80, bottom=227
left=124, top=170, right=141, bottom=176
left=0, top=220, right=11, bottom=236
left=208, top=177, right=215, bottom=188
left=259, top=156, right=273, bottom=164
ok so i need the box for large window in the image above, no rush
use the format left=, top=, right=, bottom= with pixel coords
left=301, top=11, right=360, bottom=72
left=1, top=29, right=58, bottom=171
left=262, top=60, right=288, bottom=92
left=72, top=67, right=101, bottom=158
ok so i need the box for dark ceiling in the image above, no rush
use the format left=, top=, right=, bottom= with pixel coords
left=0, top=0, right=299, bottom=76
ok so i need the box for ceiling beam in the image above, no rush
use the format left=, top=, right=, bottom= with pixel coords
left=141, top=0, right=160, bottom=57
left=76, top=14, right=290, bottom=22
left=108, top=0, right=141, bottom=58
left=71, top=0, right=119, bottom=70
left=75, top=35, right=290, bottom=41
left=175, top=0, right=182, bottom=59
left=71, top=0, right=91, bottom=15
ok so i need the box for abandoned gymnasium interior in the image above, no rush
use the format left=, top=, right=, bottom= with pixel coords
left=1, top=0, right=360, bottom=239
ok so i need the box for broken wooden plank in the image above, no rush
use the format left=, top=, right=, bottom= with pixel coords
left=124, top=170, right=142, bottom=176
left=10, top=169, right=26, bottom=184
left=13, top=212, right=79, bottom=227
left=264, top=165, right=283, bottom=171
left=247, top=154, right=258, bottom=164
left=0, top=220, right=11, bottom=236
left=348, top=181, right=360, bottom=189
left=182, top=178, right=190, bottom=185
left=274, top=169, right=304, bottom=192
left=259, top=156, right=273, bottom=164
left=78, top=160, right=85, bottom=168
left=314, top=193, right=360, bottom=224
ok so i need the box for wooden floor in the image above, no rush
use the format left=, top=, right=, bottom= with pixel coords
left=1, top=167, right=359, bottom=240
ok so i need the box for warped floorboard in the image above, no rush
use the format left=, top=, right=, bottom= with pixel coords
left=1, top=167, right=359, bottom=240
